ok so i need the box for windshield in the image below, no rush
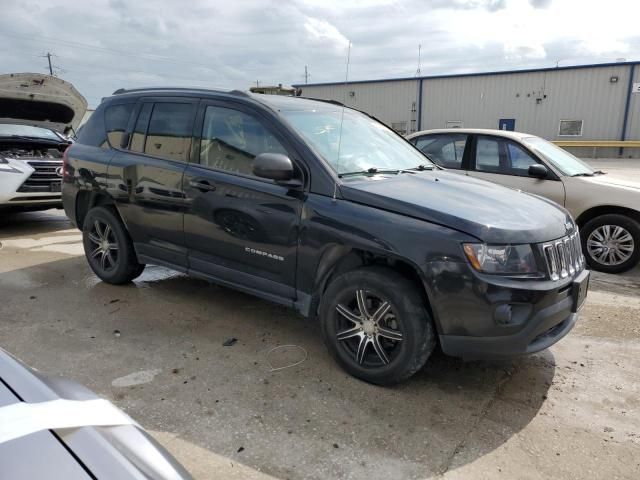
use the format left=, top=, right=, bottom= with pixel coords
left=522, top=136, right=594, bottom=176
left=281, top=108, right=432, bottom=175
left=0, top=124, right=62, bottom=141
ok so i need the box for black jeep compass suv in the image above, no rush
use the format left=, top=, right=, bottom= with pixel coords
left=62, top=88, right=589, bottom=385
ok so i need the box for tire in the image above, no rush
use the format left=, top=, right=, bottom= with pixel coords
left=319, top=266, right=436, bottom=385
left=82, top=206, right=145, bottom=284
left=581, top=214, right=640, bottom=274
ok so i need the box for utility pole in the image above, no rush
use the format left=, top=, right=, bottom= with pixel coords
left=415, top=44, right=422, bottom=77
left=304, top=65, right=310, bottom=84
left=46, top=52, right=53, bottom=75
left=256, top=80, right=260, bottom=88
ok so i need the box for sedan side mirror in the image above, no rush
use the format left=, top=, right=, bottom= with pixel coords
left=528, top=164, right=548, bottom=178
left=253, top=153, right=294, bottom=181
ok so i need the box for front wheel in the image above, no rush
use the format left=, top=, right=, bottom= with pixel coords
left=319, top=266, right=436, bottom=385
left=581, top=214, right=640, bottom=274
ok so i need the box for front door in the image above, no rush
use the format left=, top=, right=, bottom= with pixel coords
left=183, top=101, right=304, bottom=299
left=467, top=134, right=566, bottom=206
left=499, top=118, right=516, bottom=131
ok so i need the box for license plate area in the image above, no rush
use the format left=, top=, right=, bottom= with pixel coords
left=50, top=182, right=62, bottom=192
left=571, top=271, right=590, bottom=313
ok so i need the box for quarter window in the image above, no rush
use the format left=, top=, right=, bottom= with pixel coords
left=414, top=133, right=468, bottom=169
left=105, top=103, right=134, bottom=148
left=142, top=103, right=196, bottom=161
left=200, top=106, right=287, bottom=176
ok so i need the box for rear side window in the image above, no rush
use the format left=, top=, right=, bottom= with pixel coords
left=105, top=103, right=134, bottom=148
left=475, top=137, right=502, bottom=172
left=414, top=133, right=467, bottom=169
left=143, top=103, right=196, bottom=161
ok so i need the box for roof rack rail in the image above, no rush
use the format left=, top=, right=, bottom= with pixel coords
left=111, top=86, right=248, bottom=96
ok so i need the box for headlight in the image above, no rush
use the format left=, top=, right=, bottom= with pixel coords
left=463, top=243, right=538, bottom=275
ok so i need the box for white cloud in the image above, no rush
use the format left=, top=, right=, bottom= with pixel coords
left=0, top=0, right=637, bottom=107
left=304, top=17, right=350, bottom=50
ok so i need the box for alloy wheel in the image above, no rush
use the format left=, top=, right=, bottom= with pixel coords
left=87, top=220, right=119, bottom=271
left=586, top=224, right=634, bottom=266
left=335, top=289, right=404, bottom=367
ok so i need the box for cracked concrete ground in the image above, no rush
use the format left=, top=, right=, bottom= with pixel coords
left=1, top=160, right=639, bottom=479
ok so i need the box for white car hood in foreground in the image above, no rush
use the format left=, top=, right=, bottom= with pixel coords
left=0, top=73, right=87, bottom=132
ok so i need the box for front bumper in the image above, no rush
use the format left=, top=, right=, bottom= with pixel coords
left=436, top=268, right=589, bottom=360
left=0, top=158, right=62, bottom=207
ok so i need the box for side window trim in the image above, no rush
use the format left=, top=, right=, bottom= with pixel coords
left=192, top=99, right=309, bottom=187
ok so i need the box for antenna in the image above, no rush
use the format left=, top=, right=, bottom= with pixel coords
left=415, top=44, right=422, bottom=76
left=333, top=41, right=351, bottom=201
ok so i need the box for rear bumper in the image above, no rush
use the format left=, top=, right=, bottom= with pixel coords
left=438, top=269, right=589, bottom=360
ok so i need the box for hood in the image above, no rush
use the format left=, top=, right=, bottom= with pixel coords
left=580, top=173, right=640, bottom=191
left=340, top=170, right=574, bottom=244
left=0, top=73, right=87, bottom=133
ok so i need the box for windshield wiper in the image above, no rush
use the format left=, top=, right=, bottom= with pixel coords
left=407, top=164, right=435, bottom=171
left=571, top=172, right=595, bottom=177
left=592, top=170, right=607, bottom=175
left=339, top=167, right=411, bottom=178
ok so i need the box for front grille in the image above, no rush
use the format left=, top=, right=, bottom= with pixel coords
left=542, top=232, right=584, bottom=281
left=16, top=160, right=63, bottom=193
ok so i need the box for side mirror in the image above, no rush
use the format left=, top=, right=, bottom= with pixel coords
left=528, top=164, right=548, bottom=178
left=253, top=153, right=294, bottom=182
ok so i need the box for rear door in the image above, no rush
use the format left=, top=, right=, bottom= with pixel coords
left=183, top=100, right=304, bottom=299
left=467, top=134, right=566, bottom=206
left=107, top=97, right=198, bottom=267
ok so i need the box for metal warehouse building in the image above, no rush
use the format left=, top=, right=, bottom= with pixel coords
left=295, top=61, right=640, bottom=158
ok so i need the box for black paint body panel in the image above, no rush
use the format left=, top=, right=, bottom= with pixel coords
left=62, top=89, right=585, bottom=358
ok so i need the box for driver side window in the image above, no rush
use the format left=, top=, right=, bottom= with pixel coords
left=200, top=106, right=287, bottom=177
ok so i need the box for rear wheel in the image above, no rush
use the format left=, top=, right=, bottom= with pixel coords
left=320, top=266, right=435, bottom=385
left=82, top=206, right=145, bottom=284
left=581, top=214, right=640, bottom=274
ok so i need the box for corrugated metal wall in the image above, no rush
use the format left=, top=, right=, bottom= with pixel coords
left=421, top=66, right=631, bottom=140
left=296, top=80, right=420, bottom=133
left=298, top=63, right=640, bottom=157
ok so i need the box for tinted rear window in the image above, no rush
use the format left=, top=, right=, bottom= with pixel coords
left=143, top=103, right=195, bottom=161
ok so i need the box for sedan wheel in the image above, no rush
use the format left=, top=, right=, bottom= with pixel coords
left=581, top=214, right=640, bottom=274
left=586, top=225, right=634, bottom=267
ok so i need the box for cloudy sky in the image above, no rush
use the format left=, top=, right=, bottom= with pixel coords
left=1, top=0, right=638, bottom=108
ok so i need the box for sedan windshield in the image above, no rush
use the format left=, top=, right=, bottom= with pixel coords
left=281, top=108, right=433, bottom=175
left=522, top=137, right=594, bottom=176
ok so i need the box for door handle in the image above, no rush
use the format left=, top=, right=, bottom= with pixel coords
left=189, top=179, right=217, bottom=193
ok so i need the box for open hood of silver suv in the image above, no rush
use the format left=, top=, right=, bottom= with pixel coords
left=0, top=73, right=87, bottom=133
